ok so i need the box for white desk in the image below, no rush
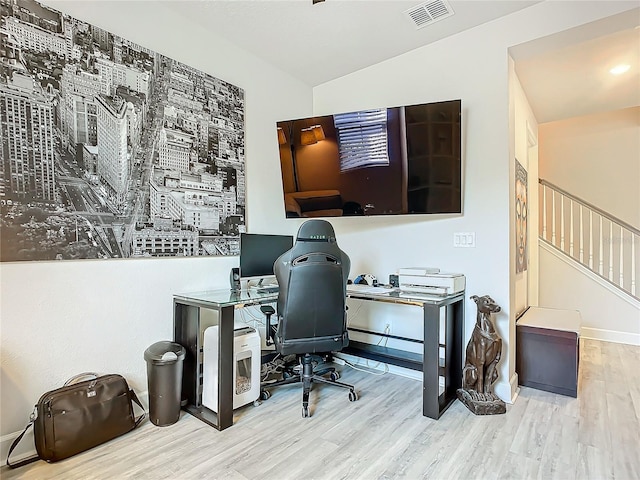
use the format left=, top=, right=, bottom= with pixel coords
left=173, top=287, right=464, bottom=430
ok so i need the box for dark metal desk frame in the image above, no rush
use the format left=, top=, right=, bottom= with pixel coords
left=173, top=288, right=464, bottom=430
left=174, top=289, right=278, bottom=430
left=343, top=289, right=465, bottom=420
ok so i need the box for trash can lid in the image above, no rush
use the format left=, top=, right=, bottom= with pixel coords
left=144, top=341, right=186, bottom=364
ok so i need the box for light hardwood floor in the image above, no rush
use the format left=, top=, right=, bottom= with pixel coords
left=2, top=338, right=639, bottom=480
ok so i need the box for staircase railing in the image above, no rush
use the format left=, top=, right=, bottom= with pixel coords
left=539, top=179, right=639, bottom=300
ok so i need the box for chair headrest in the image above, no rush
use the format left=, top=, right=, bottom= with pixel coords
left=296, top=219, right=336, bottom=243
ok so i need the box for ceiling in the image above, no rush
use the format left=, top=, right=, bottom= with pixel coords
left=166, top=0, right=540, bottom=86
left=165, top=1, right=639, bottom=124
left=510, top=8, right=640, bottom=123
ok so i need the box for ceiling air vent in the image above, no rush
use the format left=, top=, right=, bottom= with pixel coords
left=405, top=0, right=454, bottom=29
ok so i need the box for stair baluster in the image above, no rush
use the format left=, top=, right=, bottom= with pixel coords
left=538, top=179, right=639, bottom=301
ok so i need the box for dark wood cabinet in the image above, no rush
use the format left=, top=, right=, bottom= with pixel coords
left=516, top=307, right=581, bottom=398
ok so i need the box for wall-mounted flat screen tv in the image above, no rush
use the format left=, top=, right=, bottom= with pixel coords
left=276, top=99, right=461, bottom=218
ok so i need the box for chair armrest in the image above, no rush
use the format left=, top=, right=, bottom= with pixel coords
left=260, top=305, right=276, bottom=345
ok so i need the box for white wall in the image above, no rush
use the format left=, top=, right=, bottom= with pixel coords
left=511, top=60, right=540, bottom=317
left=539, top=107, right=640, bottom=228
left=0, top=0, right=310, bottom=454
left=315, top=38, right=515, bottom=398
left=509, top=60, right=540, bottom=396
left=312, top=0, right=635, bottom=403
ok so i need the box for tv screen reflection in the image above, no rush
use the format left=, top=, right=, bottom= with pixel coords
left=276, top=99, right=461, bottom=218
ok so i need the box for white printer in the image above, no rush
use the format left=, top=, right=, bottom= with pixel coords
left=397, top=267, right=465, bottom=296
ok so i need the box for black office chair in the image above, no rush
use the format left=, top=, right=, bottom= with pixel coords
left=260, top=219, right=358, bottom=417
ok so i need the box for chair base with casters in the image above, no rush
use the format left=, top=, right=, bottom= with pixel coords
left=260, top=352, right=358, bottom=417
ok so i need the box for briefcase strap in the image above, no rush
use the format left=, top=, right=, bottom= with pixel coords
left=6, top=409, right=39, bottom=469
left=130, top=389, right=146, bottom=427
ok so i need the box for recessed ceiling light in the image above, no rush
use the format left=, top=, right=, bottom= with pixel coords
left=610, top=64, right=631, bottom=75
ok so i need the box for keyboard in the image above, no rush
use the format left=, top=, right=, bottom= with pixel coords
left=256, top=285, right=279, bottom=294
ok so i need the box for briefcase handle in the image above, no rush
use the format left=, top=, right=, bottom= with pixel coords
left=62, top=373, right=145, bottom=426
left=64, top=372, right=99, bottom=386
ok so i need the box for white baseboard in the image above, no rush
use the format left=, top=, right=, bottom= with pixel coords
left=1, top=427, right=37, bottom=468
left=509, top=373, right=520, bottom=403
left=493, top=375, right=517, bottom=405
left=581, top=327, right=640, bottom=346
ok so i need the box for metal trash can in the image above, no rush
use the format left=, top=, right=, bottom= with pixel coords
left=144, top=341, right=186, bottom=426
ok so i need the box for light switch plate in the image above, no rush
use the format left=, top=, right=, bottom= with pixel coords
left=454, top=232, right=476, bottom=248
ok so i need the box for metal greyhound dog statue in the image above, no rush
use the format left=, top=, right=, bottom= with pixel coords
left=457, top=295, right=506, bottom=415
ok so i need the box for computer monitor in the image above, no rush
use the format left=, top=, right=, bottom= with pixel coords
left=239, top=233, right=294, bottom=282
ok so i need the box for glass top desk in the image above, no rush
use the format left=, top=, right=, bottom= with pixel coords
left=343, top=287, right=465, bottom=421
left=173, top=288, right=278, bottom=430
left=173, top=287, right=464, bottom=430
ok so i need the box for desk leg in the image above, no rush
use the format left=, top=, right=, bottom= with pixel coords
left=451, top=299, right=464, bottom=395
left=174, top=301, right=235, bottom=431
left=441, top=300, right=464, bottom=415
left=423, top=299, right=465, bottom=420
left=174, top=302, right=199, bottom=410
left=423, top=304, right=440, bottom=419
left=217, top=305, right=234, bottom=430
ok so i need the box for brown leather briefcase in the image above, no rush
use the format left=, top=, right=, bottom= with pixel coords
left=7, top=373, right=144, bottom=467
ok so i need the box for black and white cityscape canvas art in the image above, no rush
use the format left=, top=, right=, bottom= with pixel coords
left=0, top=0, right=245, bottom=262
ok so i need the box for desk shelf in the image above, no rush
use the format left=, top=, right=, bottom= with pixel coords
left=342, top=341, right=423, bottom=371
left=341, top=341, right=446, bottom=377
